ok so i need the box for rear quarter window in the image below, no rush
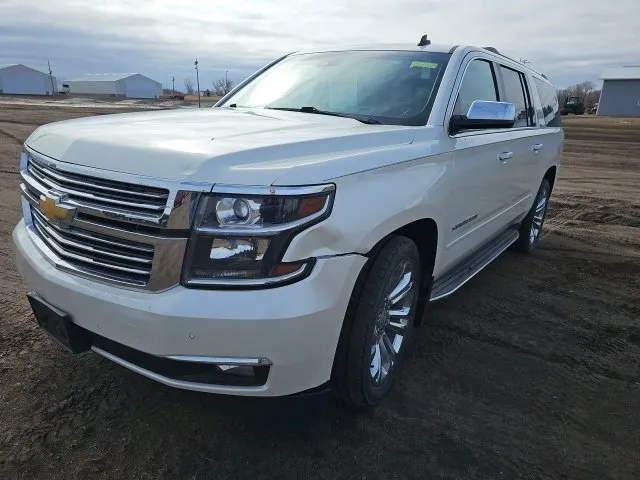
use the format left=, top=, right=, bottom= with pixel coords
left=534, top=78, right=561, bottom=127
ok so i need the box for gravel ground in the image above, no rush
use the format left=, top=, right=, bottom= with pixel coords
left=0, top=107, right=639, bottom=479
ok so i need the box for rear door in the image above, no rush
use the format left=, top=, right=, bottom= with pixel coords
left=529, top=76, right=564, bottom=193
left=494, top=64, right=542, bottom=216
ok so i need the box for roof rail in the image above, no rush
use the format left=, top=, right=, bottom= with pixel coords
left=481, top=46, right=544, bottom=77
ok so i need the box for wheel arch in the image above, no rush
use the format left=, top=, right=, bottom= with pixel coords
left=330, top=218, right=439, bottom=400
left=352, top=217, right=439, bottom=330
left=544, top=165, right=557, bottom=192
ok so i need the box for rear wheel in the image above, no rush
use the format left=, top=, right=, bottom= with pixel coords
left=333, top=236, right=422, bottom=408
left=513, top=179, right=551, bottom=253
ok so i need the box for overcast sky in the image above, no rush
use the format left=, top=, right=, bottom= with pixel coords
left=1, top=0, right=638, bottom=90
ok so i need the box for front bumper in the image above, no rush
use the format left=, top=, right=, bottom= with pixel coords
left=13, top=220, right=366, bottom=397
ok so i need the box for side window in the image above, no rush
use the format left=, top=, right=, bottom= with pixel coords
left=533, top=78, right=561, bottom=127
left=453, top=59, right=498, bottom=116
left=499, top=66, right=531, bottom=127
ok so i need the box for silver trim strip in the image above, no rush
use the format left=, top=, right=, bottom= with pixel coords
left=32, top=211, right=153, bottom=266
left=33, top=221, right=152, bottom=276
left=22, top=170, right=165, bottom=226
left=31, top=207, right=153, bottom=253
left=25, top=224, right=147, bottom=287
left=28, top=163, right=167, bottom=212
left=91, top=347, right=267, bottom=394
left=430, top=230, right=519, bottom=301
left=211, top=183, right=335, bottom=196
left=28, top=159, right=169, bottom=200
left=21, top=184, right=170, bottom=246
left=165, top=355, right=272, bottom=366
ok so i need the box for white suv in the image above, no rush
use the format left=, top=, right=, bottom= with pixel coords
left=13, top=39, right=563, bottom=407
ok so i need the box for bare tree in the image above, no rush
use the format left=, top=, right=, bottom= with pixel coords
left=184, top=78, right=195, bottom=95
left=578, top=81, right=595, bottom=95
left=213, top=78, right=234, bottom=96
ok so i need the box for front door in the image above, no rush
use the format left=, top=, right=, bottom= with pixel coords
left=441, top=57, right=518, bottom=272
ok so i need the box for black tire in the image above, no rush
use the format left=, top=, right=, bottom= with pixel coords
left=332, top=236, right=422, bottom=408
left=513, top=179, right=551, bottom=253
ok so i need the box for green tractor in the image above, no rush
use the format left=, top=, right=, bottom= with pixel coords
left=561, top=96, right=585, bottom=115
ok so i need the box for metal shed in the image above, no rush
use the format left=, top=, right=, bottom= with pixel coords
left=66, top=73, right=163, bottom=99
left=597, top=67, right=640, bottom=117
left=0, top=64, right=57, bottom=95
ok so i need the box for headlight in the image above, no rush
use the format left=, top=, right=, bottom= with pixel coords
left=182, top=184, right=335, bottom=288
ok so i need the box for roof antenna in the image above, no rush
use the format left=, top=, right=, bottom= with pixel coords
left=417, top=35, right=431, bottom=47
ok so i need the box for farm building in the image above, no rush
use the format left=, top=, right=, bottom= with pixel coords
left=597, top=67, right=640, bottom=117
left=0, top=64, right=57, bottom=95
left=66, top=73, right=162, bottom=99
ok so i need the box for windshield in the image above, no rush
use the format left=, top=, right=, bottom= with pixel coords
left=219, top=50, right=451, bottom=126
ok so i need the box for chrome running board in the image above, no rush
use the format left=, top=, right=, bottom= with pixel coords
left=430, top=229, right=519, bottom=302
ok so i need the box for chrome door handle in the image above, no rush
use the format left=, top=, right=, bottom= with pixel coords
left=498, top=152, right=513, bottom=162
left=532, top=143, right=544, bottom=152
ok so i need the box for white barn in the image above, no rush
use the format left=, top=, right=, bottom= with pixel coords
left=0, top=64, right=57, bottom=95
left=66, top=73, right=162, bottom=99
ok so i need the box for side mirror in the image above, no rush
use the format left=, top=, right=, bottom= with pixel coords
left=450, top=100, right=516, bottom=134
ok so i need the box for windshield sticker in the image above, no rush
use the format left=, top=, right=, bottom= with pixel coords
left=410, top=61, right=438, bottom=69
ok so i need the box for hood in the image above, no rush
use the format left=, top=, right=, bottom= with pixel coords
left=25, top=107, right=418, bottom=186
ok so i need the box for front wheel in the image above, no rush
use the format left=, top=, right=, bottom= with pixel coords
left=513, top=179, right=551, bottom=253
left=333, top=236, right=422, bottom=408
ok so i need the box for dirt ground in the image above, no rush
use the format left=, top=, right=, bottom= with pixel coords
left=0, top=106, right=639, bottom=480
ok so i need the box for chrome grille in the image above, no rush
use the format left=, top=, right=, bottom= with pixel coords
left=25, top=156, right=170, bottom=224
left=19, top=148, right=205, bottom=290
left=31, top=207, right=154, bottom=286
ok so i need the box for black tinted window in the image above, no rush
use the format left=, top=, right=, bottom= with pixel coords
left=534, top=78, right=561, bottom=127
left=499, top=66, right=531, bottom=127
left=454, top=60, right=498, bottom=115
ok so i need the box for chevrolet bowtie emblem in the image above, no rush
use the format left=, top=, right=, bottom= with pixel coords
left=39, top=193, right=75, bottom=223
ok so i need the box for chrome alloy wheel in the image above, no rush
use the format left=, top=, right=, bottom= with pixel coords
left=530, top=190, right=548, bottom=245
left=369, top=260, right=415, bottom=385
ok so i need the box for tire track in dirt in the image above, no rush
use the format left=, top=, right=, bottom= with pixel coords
left=0, top=128, right=23, bottom=145
left=432, top=322, right=640, bottom=384
left=545, top=200, right=591, bottom=234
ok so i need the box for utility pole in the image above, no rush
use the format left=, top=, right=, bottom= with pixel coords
left=171, top=76, right=175, bottom=96
left=47, top=60, right=56, bottom=96
left=194, top=59, right=200, bottom=108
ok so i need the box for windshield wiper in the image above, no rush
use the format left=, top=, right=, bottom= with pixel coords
left=266, top=106, right=382, bottom=125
